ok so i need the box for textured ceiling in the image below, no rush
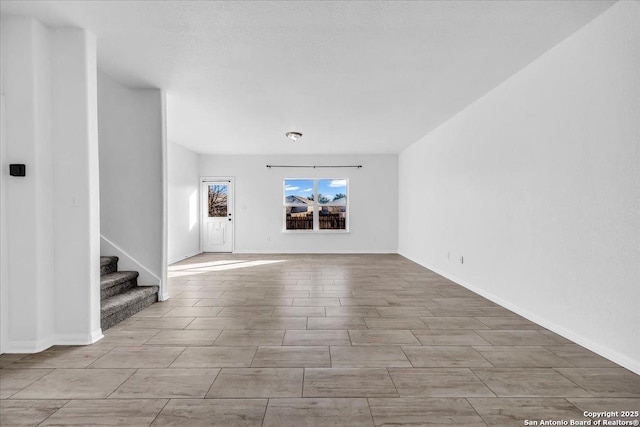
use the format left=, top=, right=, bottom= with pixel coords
left=1, top=1, right=615, bottom=155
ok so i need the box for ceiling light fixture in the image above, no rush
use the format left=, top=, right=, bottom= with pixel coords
left=285, top=131, right=303, bottom=142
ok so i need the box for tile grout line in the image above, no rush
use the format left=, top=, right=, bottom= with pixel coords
left=248, top=346, right=260, bottom=368
left=550, top=367, right=595, bottom=396
left=399, top=345, right=415, bottom=368
left=364, top=396, right=376, bottom=427
left=385, top=367, right=401, bottom=398
left=329, top=345, right=333, bottom=368
left=105, top=367, right=139, bottom=399
left=464, top=397, right=491, bottom=427
left=35, top=399, right=72, bottom=427
left=85, top=345, right=119, bottom=369
left=468, top=367, right=498, bottom=398
left=3, top=367, right=57, bottom=398
left=203, top=367, right=223, bottom=398
left=472, top=346, right=497, bottom=368
left=261, top=398, right=270, bottom=427
left=409, top=329, right=421, bottom=346
left=147, top=398, right=171, bottom=426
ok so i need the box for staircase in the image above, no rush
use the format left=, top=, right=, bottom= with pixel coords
left=100, top=256, right=159, bottom=330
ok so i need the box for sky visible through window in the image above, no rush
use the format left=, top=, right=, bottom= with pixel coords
left=284, top=179, right=313, bottom=200
left=285, top=179, right=347, bottom=203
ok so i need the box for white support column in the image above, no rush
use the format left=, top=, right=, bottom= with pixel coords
left=51, top=28, right=102, bottom=344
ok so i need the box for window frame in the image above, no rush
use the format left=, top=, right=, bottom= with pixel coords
left=283, top=178, right=349, bottom=233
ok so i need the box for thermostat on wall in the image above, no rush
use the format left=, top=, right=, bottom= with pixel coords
left=10, top=164, right=26, bottom=177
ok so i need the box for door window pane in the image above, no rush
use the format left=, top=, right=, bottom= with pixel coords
left=208, top=184, right=228, bottom=217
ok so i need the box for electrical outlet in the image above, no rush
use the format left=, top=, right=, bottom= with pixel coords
left=459, top=256, right=464, bottom=264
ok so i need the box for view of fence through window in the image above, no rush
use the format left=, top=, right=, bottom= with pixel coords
left=284, top=179, right=348, bottom=231
left=208, top=184, right=228, bottom=217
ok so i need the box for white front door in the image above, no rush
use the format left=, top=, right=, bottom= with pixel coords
left=202, top=180, right=233, bottom=252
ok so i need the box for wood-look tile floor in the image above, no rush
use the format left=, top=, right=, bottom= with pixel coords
left=1, top=254, right=639, bottom=426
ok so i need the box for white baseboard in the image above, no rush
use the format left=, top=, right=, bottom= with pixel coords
left=233, top=249, right=398, bottom=254
left=158, top=290, right=170, bottom=301
left=168, top=250, right=202, bottom=265
left=3, top=337, right=55, bottom=354
left=3, top=329, right=103, bottom=353
left=101, top=235, right=160, bottom=287
left=399, top=251, right=640, bottom=375
left=55, top=329, right=104, bottom=346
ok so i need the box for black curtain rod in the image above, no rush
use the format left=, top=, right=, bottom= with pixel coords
left=266, top=165, right=362, bottom=169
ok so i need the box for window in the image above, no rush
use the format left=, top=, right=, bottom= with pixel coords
left=208, top=184, right=228, bottom=217
left=284, top=179, right=348, bottom=232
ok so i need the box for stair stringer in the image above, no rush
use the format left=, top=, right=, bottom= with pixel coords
left=100, top=235, right=166, bottom=300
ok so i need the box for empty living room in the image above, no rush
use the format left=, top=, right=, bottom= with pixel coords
left=0, top=1, right=638, bottom=426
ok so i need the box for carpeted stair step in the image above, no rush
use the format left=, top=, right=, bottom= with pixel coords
left=101, top=285, right=159, bottom=330
left=100, top=256, right=119, bottom=276
left=101, top=271, right=138, bottom=300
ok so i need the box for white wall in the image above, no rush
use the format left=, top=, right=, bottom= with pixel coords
left=398, top=1, right=639, bottom=373
left=52, top=28, right=102, bottom=341
left=97, top=71, right=164, bottom=285
left=0, top=17, right=102, bottom=352
left=1, top=18, right=54, bottom=352
left=168, top=141, right=200, bottom=263
left=200, top=154, right=398, bottom=253
left=0, top=94, right=7, bottom=354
